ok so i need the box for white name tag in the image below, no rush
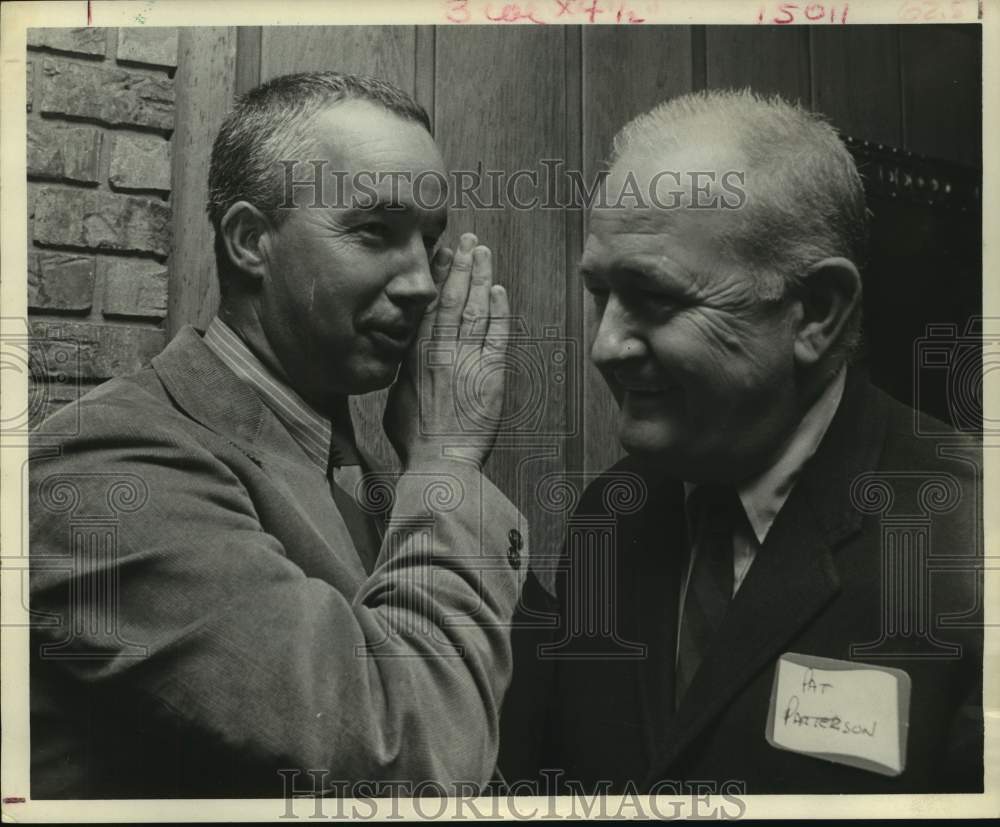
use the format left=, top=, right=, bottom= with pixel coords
left=765, top=653, right=910, bottom=777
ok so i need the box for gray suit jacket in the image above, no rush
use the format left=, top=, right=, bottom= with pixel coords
left=29, top=326, right=528, bottom=798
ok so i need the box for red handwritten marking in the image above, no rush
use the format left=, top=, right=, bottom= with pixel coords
left=448, top=0, right=645, bottom=25
left=2, top=797, right=25, bottom=805
left=446, top=0, right=471, bottom=22
left=757, top=2, right=849, bottom=23
left=485, top=3, right=547, bottom=22
left=615, top=2, right=645, bottom=22
left=898, top=0, right=968, bottom=22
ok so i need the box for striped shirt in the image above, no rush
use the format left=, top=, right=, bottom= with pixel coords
left=203, top=317, right=337, bottom=471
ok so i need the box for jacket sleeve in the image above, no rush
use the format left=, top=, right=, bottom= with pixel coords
left=29, top=396, right=528, bottom=793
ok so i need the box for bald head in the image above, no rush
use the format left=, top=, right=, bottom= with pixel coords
left=608, top=90, right=868, bottom=332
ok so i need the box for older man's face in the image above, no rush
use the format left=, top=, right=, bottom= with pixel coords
left=260, top=99, right=447, bottom=408
left=580, top=156, right=803, bottom=483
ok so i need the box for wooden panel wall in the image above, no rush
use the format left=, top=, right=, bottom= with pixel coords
left=811, top=26, right=902, bottom=145
left=260, top=27, right=417, bottom=91
left=900, top=25, right=982, bottom=166
left=168, top=28, right=237, bottom=337
left=434, top=26, right=570, bottom=562
left=706, top=26, right=812, bottom=101
left=170, top=24, right=982, bottom=577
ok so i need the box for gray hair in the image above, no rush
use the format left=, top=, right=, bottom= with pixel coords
left=610, top=88, right=868, bottom=362
left=206, top=71, right=431, bottom=288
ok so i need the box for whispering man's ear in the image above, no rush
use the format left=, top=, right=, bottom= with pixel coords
left=218, top=201, right=273, bottom=287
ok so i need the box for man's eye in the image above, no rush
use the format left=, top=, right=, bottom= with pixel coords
left=358, top=222, right=391, bottom=238
left=634, top=291, right=687, bottom=318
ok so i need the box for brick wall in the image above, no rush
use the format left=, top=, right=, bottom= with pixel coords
left=27, top=27, right=178, bottom=427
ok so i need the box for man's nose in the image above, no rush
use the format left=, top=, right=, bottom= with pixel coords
left=590, top=296, right=646, bottom=368
left=386, top=238, right=438, bottom=308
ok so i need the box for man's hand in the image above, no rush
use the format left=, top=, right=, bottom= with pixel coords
left=384, top=232, right=511, bottom=470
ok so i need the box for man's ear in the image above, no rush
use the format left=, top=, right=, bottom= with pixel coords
left=218, top=201, right=272, bottom=287
left=792, top=256, right=862, bottom=367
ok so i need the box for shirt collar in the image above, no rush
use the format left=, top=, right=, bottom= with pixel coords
left=202, top=317, right=334, bottom=472
left=684, top=367, right=847, bottom=544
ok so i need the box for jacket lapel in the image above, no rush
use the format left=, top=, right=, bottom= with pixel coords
left=151, top=326, right=268, bottom=453
left=641, top=369, right=891, bottom=785
left=150, top=326, right=362, bottom=583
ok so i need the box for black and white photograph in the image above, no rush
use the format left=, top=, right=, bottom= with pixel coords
left=0, top=0, right=995, bottom=820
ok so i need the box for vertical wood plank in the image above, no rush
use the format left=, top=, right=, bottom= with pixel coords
left=900, top=24, right=981, bottom=166
left=435, top=25, right=567, bottom=564
left=811, top=26, right=902, bottom=146
left=580, top=26, right=694, bottom=475
left=414, top=26, right=435, bottom=122
left=691, top=25, right=708, bottom=91
left=257, top=27, right=420, bottom=470
left=706, top=26, right=811, bottom=103
left=235, top=27, right=261, bottom=96
left=260, top=26, right=417, bottom=91
left=169, top=27, right=237, bottom=336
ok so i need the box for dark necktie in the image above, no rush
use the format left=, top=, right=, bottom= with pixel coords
left=675, top=484, right=743, bottom=706
left=327, top=416, right=382, bottom=575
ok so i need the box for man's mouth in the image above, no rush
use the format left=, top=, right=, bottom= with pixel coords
left=623, top=386, right=666, bottom=393
left=619, top=383, right=676, bottom=396
left=367, top=326, right=415, bottom=352
left=618, top=384, right=683, bottom=412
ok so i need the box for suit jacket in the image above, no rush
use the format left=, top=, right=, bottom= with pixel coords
left=500, top=369, right=982, bottom=794
left=29, top=326, right=528, bottom=798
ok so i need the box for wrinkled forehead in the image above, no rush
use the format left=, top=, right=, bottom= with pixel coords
left=584, top=144, right=748, bottom=257
left=585, top=191, right=740, bottom=256
left=606, top=141, right=746, bottom=206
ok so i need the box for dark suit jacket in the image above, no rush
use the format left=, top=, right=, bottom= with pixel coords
left=500, top=370, right=982, bottom=794
left=29, top=326, right=528, bottom=798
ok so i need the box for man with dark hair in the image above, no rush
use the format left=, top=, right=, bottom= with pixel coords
left=502, top=89, right=982, bottom=794
left=206, top=72, right=434, bottom=299
left=30, top=72, right=527, bottom=798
